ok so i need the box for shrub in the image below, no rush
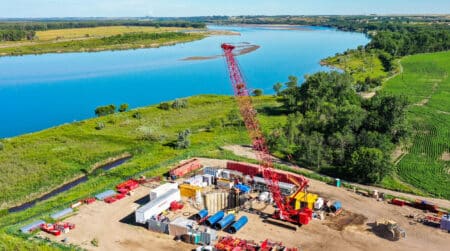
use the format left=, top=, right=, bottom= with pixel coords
left=119, top=103, right=129, bottom=112
left=138, top=126, right=166, bottom=142
left=252, top=89, right=263, bottom=96
left=94, top=104, right=116, bottom=117
left=172, top=99, right=188, bottom=110
left=132, top=112, right=141, bottom=119
left=158, top=102, right=170, bottom=110
left=0, top=142, right=3, bottom=151
left=95, top=122, right=105, bottom=130
left=176, top=129, right=191, bottom=149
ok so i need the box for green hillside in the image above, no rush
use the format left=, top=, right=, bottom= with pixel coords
left=381, top=51, right=450, bottom=198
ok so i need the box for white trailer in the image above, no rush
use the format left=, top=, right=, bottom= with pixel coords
left=136, top=189, right=181, bottom=224
left=150, top=182, right=179, bottom=201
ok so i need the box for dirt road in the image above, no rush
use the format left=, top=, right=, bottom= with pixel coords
left=222, top=145, right=450, bottom=209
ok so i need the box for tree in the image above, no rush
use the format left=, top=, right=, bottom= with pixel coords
left=252, top=89, right=263, bottom=96
left=273, top=82, right=283, bottom=95
left=350, top=147, right=391, bottom=183
left=286, top=75, right=298, bottom=88
left=176, top=129, right=191, bottom=149
left=119, top=103, right=129, bottom=112
left=94, top=104, right=116, bottom=117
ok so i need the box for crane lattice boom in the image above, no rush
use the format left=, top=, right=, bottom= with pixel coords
left=221, top=43, right=308, bottom=223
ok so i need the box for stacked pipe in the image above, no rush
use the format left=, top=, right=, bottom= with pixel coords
left=214, top=214, right=235, bottom=230
left=229, top=216, right=248, bottom=234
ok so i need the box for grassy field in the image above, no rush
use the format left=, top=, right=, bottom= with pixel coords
left=381, top=51, right=450, bottom=198
left=0, top=26, right=204, bottom=56
left=0, top=95, right=282, bottom=210
left=0, top=95, right=283, bottom=250
left=35, top=26, right=192, bottom=41
left=322, top=49, right=388, bottom=83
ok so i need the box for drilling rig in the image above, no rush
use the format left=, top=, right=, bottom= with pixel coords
left=221, top=43, right=312, bottom=225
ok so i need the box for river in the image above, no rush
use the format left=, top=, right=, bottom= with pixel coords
left=0, top=25, right=369, bottom=138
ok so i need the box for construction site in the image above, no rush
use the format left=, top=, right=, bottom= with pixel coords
left=19, top=44, right=450, bottom=251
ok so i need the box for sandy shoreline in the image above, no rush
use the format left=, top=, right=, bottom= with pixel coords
left=181, top=44, right=260, bottom=61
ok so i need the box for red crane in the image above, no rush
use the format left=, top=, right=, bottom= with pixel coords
left=221, top=43, right=311, bottom=225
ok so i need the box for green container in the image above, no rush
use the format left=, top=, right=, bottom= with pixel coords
left=335, top=178, right=341, bottom=187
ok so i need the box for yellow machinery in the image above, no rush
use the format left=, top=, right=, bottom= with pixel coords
left=288, top=191, right=318, bottom=210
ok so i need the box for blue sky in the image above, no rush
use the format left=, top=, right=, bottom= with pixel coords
left=1, top=0, right=449, bottom=18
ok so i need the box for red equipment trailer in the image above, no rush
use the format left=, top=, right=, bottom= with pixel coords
left=116, top=179, right=139, bottom=194
left=40, top=223, right=62, bottom=236
left=221, top=43, right=310, bottom=225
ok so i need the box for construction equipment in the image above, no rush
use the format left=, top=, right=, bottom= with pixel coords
left=376, top=219, right=406, bottom=241
left=221, top=43, right=310, bottom=225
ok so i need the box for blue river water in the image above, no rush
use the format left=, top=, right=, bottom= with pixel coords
left=0, top=25, right=369, bottom=138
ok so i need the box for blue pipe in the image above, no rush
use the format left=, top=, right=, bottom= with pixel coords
left=229, top=216, right=248, bottom=234
left=214, top=214, right=235, bottom=230
left=194, top=209, right=208, bottom=221
left=205, top=210, right=224, bottom=226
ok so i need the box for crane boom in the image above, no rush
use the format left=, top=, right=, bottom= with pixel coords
left=221, top=43, right=308, bottom=223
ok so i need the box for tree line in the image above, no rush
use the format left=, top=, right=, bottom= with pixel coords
left=268, top=72, right=408, bottom=184
left=0, top=20, right=205, bottom=41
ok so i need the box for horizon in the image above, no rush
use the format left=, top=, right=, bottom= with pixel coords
left=1, top=0, right=450, bottom=18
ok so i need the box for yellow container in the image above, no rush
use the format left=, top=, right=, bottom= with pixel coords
left=288, top=191, right=318, bottom=210
left=179, top=184, right=202, bottom=198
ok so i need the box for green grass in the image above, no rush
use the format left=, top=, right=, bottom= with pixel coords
left=381, top=51, right=450, bottom=199
left=0, top=95, right=284, bottom=250
left=0, top=32, right=204, bottom=56
left=323, top=49, right=388, bottom=83
left=0, top=95, right=282, bottom=210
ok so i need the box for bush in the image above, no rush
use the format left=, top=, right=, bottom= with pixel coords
left=0, top=142, right=3, bottom=151
left=176, top=129, right=191, bottom=149
left=94, top=104, right=116, bottom=117
left=138, top=126, right=166, bottom=142
left=95, top=122, right=105, bottom=130
left=132, top=112, right=141, bottom=119
left=119, top=103, right=129, bottom=112
left=252, top=89, right=263, bottom=96
left=158, top=102, right=170, bottom=110
left=172, top=99, right=188, bottom=110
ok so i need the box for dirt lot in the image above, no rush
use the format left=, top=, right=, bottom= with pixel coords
left=43, top=157, right=450, bottom=251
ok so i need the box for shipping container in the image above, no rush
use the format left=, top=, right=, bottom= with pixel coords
left=179, top=184, right=203, bottom=198
left=135, top=189, right=180, bottom=224
left=203, top=167, right=220, bottom=177
left=252, top=176, right=296, bottom=196
left=170, top=158, right=202, bottom=178
left=148, top=218, right=170, bottom=234
left=202, top=174, right=214, bottom=186
left=226, top=161, right=261, bottom=177
left=169, top=217, right=196, bottom=236
left=217, top=178, right=233, bottom=189
left=150, top=182, right=179, bottom=201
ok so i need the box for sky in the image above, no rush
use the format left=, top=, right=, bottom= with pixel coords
left=1, top=0, right=449, bottom=18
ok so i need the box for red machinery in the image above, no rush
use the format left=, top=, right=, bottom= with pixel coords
left=116, top=179, right=140, bottom=194
left=221, top=43, right=310, bottom=225
left=40, top=222, right=75, bottom=236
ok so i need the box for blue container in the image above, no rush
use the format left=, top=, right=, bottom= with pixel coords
left=194, top=209, right=208, bottom=221
left=205, top=211, right=224, bottom=226
left=235, top=184, right=251, bottom=193
left=229, top=216, right=248, bottom=234
left=214, top=214, right=235, bottom=230
left=331, top=201, right=342, bottom=212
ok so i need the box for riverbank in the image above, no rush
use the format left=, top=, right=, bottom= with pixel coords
left=0, top=31, right=205, bottom=57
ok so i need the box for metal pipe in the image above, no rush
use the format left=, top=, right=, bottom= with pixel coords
left=205, top=210, right=224, bottom=226
left=229, top=216, right=248, bottom=234
left=213, top=214, right=235, bottom=230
